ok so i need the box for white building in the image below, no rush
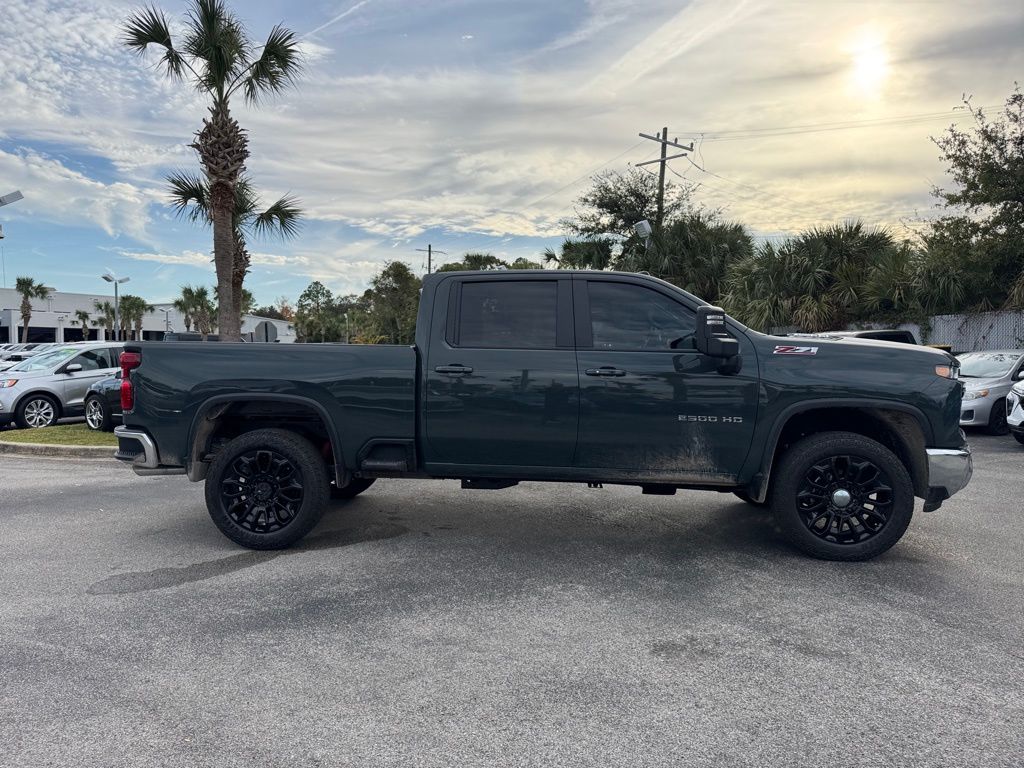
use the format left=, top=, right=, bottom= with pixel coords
left=0, top=288, right=296, bottom=344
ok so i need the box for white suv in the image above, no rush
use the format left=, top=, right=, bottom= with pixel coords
left=0, top=342, right=123, bottom=429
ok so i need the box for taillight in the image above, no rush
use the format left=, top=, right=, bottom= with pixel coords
left=120, top=351, right=141, bottom=411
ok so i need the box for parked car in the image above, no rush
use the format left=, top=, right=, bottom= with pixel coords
left=0, top=342, right=123, bottom=428
left=956, top=350, right=1024, bottom=435
left=115, top=270, right=971, bottom=562
left=1006, top=381, right=1024, bottom=444
left=810, top=329, right=919, bottom=345
left=84, top=374, right=122, bottom=431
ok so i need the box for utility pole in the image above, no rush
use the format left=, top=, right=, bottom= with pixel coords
left=637, top=129, right=693, bottom=230
left=415, top=244, right=447, bottom=274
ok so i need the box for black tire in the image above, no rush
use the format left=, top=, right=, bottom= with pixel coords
left=331, top=477, right=376, bottom=500
left=15, top=394, right=60, bottom=429
left=1013, top=431, right=1024, bottom=446
left=770, top=431, right=914, bottom=562
left=84, top=395, right=112, bottom=432
left=984, top=399, right=1009, bottom=435
left=733, top=489, right=767, bottom=507
left=204, top=428, right=329, bottom=550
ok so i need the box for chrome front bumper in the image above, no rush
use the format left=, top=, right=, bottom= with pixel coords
left=924, top=446, right=973, bottom=511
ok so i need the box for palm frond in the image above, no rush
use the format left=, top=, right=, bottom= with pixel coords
left=237, top=25, right=303, bottom=104
left=252, top=194, right=303, bottom=240
left=183, top=0, right=250, bottom=97
left=166, top=170, right=210, bottom=222
left=122, top=6, right=185, bottom=78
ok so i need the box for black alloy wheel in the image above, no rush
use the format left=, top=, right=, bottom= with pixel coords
left=220, top=449, right=305, bottom=534
left=771, top=431, right=914, bottom=561
left=795, top=454, right=893, bottom=545
left=205, top=428, right=329, bottom=549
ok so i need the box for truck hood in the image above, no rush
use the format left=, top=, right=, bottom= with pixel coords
left=767, top=332, right=952, bottom=361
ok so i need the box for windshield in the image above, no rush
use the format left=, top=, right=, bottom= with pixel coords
left=7, top=347, right=78, bottom=372
left=957, top=352, right=1022, bottom=379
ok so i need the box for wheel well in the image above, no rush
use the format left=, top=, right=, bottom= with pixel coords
left=767, top=407, right=928, bottom=498
left=15, top=390, right=63, bottom=417
left=188, top=400, right=342, bottom=484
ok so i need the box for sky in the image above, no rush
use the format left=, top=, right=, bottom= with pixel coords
left=1, top=0, right=1021, bottom=306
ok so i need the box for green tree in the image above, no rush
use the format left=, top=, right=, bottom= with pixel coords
left=542, top=238, right=614, bottom=269
left=71, top=309, right=93, bottom=341
left=295, top=281, right=338, bottom=343
left=437, top=252, right=509, bottom=272
left=172, top=285, right=216, bottom=338
left=927, top=86, right=1024, bottom=309
left=118, top=295, right=155, bottom=340
left=509, top=257, right=543, bottom=269
left=616, top=211, right=753, bottom=303
left=167, top=172, right=301, bottom=324
left=567, top=167, right=692, bottom=241
left=15, top=277, right=51, bottom=343
left=92, top=301, right=117, bottom=339
left=722, top=222, right=916, bottom=332
left=365, top=262, right=421, bottom=344
left=124, top=0, right=302, bottom=340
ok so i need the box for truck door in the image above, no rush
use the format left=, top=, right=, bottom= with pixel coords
left=423, top=275, right=578, bottom=470
left=573, top=276, right=758, bottom=483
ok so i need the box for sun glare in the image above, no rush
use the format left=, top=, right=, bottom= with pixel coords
left=849, top=31, right=889, bottom=96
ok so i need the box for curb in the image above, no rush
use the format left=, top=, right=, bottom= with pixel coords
left=0, top=440, right=115, bottom=459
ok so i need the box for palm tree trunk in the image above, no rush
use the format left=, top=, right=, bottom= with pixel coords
left=230, top=234, right=250, bottom=338
left=211, top=187, right=238, bottom=341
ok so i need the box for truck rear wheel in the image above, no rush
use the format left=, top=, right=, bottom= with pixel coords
left=770, top=431, right=914, bottom=561
left=205, top=428, right=328, bottom=550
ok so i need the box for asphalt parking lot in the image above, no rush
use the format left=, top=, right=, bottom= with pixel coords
left=1, top=433, right=1021, bottom=767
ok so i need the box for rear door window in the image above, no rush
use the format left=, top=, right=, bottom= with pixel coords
left=456, top=281, right=558, bottom=349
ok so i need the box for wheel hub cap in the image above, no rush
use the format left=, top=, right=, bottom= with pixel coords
left=831, top=489, right=852, bottom=508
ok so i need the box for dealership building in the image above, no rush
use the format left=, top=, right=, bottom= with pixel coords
left=0, top=287, right=296, bottom=344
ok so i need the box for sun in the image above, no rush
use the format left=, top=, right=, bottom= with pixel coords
left=849, top=31, right=889, bottom=96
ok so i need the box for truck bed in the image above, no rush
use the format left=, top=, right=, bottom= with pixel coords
left=123, top=341, right=417, bottom=469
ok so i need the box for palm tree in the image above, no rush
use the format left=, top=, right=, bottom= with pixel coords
left=543, top=238, right=614, bottom=269
left=123, top=0, right=302, bottom=341
left=118, top=295, right=155, bottom=340
left=71, top=309, right=93, bottom=341
left=15, top=277, right=52, bottom=343
left=166, top=172, right=301, bottom=324
left=173, top=285, right=216, bottom=339
left=92, top=301, right=117, bottom=339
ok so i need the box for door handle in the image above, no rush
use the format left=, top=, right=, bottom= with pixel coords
left=585, top=367, right=627, bottom=377
left=435, top=365, right=474, bottom=375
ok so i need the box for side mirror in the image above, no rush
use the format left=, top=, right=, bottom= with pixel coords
left=63, top=363, right=82, bottom=374
left=695, top=306, right=739, bottom=358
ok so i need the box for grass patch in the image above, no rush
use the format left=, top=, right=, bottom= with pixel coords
left=0, top=423, right=118, bottom=446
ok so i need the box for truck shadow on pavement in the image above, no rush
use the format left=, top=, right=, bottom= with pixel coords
left=86, top=519, right=408, bottom=595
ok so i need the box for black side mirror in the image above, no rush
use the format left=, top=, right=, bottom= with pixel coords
left=695, top=306, right=739, bottom=358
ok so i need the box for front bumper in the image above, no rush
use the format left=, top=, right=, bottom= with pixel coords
left=1007, top=390, right=1024, bottom=429
left=959, top=395, right=996, bottom=426
left=924, top=446, right=973, bottom=512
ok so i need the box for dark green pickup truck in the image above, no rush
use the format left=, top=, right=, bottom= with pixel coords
left=115, top=270, right=971, bottom=560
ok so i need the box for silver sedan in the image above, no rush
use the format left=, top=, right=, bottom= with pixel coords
left=957, top=350, right=1024, bottom=434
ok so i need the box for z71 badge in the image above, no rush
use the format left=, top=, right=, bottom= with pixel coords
left=773, top=345, right=818, bottom=355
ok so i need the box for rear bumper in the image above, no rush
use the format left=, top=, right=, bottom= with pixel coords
left=114, top=426, right=184, bottom=476
left=924, top=446, right=973, bottom=512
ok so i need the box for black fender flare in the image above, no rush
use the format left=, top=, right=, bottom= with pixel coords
left=185, top=393, right=346, bottom=485
left=748, top=398, right=933, bottom=502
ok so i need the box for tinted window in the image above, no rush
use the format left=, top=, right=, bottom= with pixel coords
left=72, top=348, right=115, bottom=371
left=457, top=281, right=557, bottom=348
left=588, top=282, right=696, bottom=351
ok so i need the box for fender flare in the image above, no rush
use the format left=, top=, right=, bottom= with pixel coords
left=750, top=398, right=933, bottom=502
left=186, top=393, right=346, bottom=484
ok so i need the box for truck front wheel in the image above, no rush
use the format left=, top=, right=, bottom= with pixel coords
left=770, top=431, right=914, bottom=561
left=205, top=428, right=329, bottom=550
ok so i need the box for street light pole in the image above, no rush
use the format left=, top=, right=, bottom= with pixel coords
left=101, top=270, right=131, bottom=342
left=0, top=190, right=25, bottom=289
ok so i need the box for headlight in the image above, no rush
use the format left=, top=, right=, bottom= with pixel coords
left=963, top=388, right=989, bottom=400
left=935, top=365, right=959, bottom=379
left=0, top=379, right=18, bottom=388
